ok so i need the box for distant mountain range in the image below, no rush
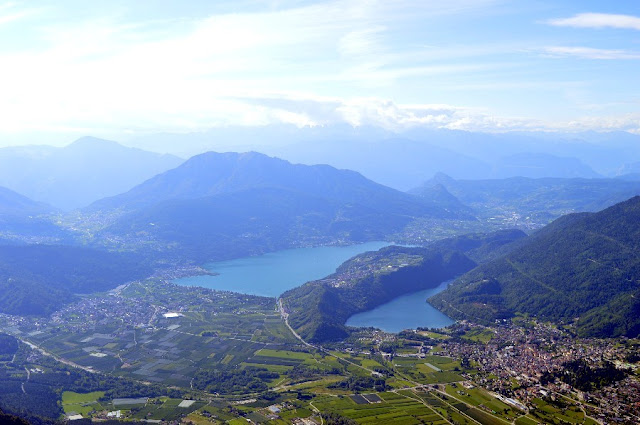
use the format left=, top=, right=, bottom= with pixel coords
left=2, top=129, right=632, bottom=211
left=0, top=131, right=639, bottom=342
left=90, top=151, right=453, bottom=214
left=492, top=153, right=600, bottom=179
left=412, top=173, right=640, bottom=225
left=430, top=196, right=640, bottom=338
left=273, top=137, right=493, bottom=190
left=89, top=151, right=471, bottom=262
left=126, top=125, right=640, bottom=189
left=2, top=135, right=638, bottom=264
left=0, top=137, right=183, bottom=210
left=272, top=138, right=601, bottom=190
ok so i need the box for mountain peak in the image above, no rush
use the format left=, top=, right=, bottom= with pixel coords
left=87, top=150, right=470, bottom=227
left=420, top=172, right=456, bottom=188
left=67, top=136, right=123, bottom=149
left=88, top=150, right=365, bottom=212
left=187, top=150, right=275, bottom=164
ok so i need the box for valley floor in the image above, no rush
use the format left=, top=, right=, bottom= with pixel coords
left=0, top=280, right=638, bottom=425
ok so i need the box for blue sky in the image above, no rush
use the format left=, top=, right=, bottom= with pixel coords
left=0, top=0, right=639, bottom=145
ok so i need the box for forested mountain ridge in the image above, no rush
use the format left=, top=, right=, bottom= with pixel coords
left=90, top=152, right=473, bottom=262
left=0, top=245, right=152, bottom=316
left=430, top=196, right=640, bottom=338
left=89, top=151, right=465, bottom=217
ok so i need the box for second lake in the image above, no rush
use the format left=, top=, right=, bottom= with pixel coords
left=345, top=280, right=455, bottom=332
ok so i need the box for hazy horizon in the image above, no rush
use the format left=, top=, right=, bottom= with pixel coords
left=0, top=0, right=638, bottom=149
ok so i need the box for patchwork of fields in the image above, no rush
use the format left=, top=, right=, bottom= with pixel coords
left=0, top=280, right=595, bottom=425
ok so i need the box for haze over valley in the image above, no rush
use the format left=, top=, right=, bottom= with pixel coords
left=0, top=1, right=639, bottom=424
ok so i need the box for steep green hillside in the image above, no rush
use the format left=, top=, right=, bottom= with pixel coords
left=430, top=196, right=640, bottom=338
left=427, top=229, right=527, bottom=263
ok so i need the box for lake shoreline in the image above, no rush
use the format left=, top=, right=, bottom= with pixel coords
left=172, top=241, right=391, bottom=297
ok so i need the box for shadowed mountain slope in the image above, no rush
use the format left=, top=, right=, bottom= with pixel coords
left=0, top=245, right=151, bottom=316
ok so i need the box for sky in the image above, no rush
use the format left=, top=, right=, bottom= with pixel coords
left=0, top=0, right=639, bottom=146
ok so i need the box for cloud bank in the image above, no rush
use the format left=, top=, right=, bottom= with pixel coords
left=0, top=1, right=638, bottom=145
left=541, top=46, right=640, bottom=60
left=548, top=13, right=640, bottom=31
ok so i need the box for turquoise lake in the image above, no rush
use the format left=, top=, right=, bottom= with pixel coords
left=345, top=280, right=454, bottom=332
left=175, top=241, right=455, bottom=332
left=174, top=241, right=390, bottom=297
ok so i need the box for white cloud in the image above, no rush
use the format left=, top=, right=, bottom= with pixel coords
left=0, top=1, right=637, bottom=140
left=232, top=94, right=489, bottom=130
left=232, top=94, right=640, bottom=134
left=541, top=46, right=640, bottom=60
left=559, top=113, right=640, bottom=133
left=0, top=2, right=41, bottom=25
left=337, top=26, right=387, bottom=58
left=0, top=0, right=510, bottom=136
left=547, top=13, right=640, bottom=30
